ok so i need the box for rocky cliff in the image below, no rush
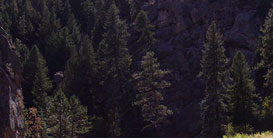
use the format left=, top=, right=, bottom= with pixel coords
left=0, top=25, right=24, bottom=138
left=140, top=0, right=266, bottom=137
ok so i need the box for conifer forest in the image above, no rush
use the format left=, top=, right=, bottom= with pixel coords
left=0, top=0, right=272, bottom=138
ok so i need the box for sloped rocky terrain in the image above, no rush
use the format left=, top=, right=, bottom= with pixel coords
left=141, top=0, right=267, bottom=137
left=0, top=25, right=24, bottom=138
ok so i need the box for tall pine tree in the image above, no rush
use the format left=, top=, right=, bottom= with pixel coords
left=30, top=46, right=53, bottom=111
left=134, top=51, right=173, bottom=138
left=97, top=4, right=132, bottom=138
left=228, top=51, right=257, bottom=131
left=257, top=7, right=273, bottom=92
left=63, top=35, right=96, bottom=107
left=257, top=7, right=273, bottom=130
left=69, top=95, right=91, bottom=138
left=199, top=21, right=228, bottom=138
left=47, top=89, right=71, bottom=138
left=23, top=45, right=52, bottom=109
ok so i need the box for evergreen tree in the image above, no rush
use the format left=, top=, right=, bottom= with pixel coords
left=47, top=89, right=70, bottom=138
left=16, top=13, right=27, bottom=40
left=67, top=14, right=81, bottom=47
left=134, top=51, right=173, bottom=137
left=80, top=0, right=95, bottom=34
left=23, top=45, right=52, bottom=108
left=134, top=10, right=156, bottom=53
left=257, top=7, right=273, bottom=93
left=15, top=38, right=30, bottom=65
left=63, top=35, right=96, bottom=106
left=92, top=0, right=114, bottom=48
left=257, top=7, right=273, bottom=130
left=38, top=6, right=61, bottom=55
left=261, top=96, right=273, bottom=129
left=97, top=4, right=132, bottom=137
left=46, top=26, right=75, bottom=75
left=69, top=95, right=91, bottom=138
left=228, top=51, right=257, bottom=131
left=199, top=21, right=229, bottom=138
left=129, top=0, right=146, bottom=21
left=23, top=0, right=38, bottom=46
left=30, top=46, right=53, bottom=111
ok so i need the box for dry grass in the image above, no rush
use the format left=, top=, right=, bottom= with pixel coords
left=224, top=131, right=273, bottom=138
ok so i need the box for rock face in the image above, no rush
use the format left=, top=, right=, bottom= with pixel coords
left=139, top=0, right=264, bottom=137
left=0, top=26, right=24, bottom=138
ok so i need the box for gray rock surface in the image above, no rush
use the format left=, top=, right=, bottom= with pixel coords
left=0, top=26, right=24, bottom=138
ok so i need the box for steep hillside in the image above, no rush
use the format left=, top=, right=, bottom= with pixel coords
left=139, top=0, right=268, bottom=137
left=0, top=25, right=24, bottom=138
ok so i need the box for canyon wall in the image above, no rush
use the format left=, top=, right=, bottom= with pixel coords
left=0, top=25, right=24, bottom=138
left=140, top=0, right=265, bottom=137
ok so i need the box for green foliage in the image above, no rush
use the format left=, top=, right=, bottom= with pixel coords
left=80, top=0, right=95, bottom=33
left=97, top=4, right=133, bottom=137
left=257, top=7, right=273, bottom=91
left=47, top=89, right=91, bottom=138
left=228, top=51, right=258, bottom=130
left=63, top=35, right=96, bottom=106
left=134, top=51, right=173, bottom=134
left=69, top=95, right=92, bottom=138
left=257, top=7, right=273, bottom=130
left=15, top=38, right=30, bottom=65
left=261, top=95, right=273, bottom=129
left=47, top=89, right=71, bottom=138
left=224, top=123, right=236, bottom=137
left=30, top=46, right=53, bottom=111
left=199, top=21, right=229, bottom=138
left=23, top=45, right=52, bottom=109
left=46, top=26, right=75, bottom=74
left=134, top=10, right=156, bottom=53
left=129, top=0, right=146, bottom=21
left=2, top=0, right=272, bottom=137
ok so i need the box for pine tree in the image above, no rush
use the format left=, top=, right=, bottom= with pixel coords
left=80, top=0, right=95, bottom=34
left=15, top=38, right=30, bottom=65
left=228, top=51, right=257, bottom=131
left=69, top=95, right=91, bottom=138
left=257, top=7, right=273, bottom=92
left=134, top=51, right=173, bottom=137
left=23, top=45, right=52, bottom=109
left=46, top=26, right=75, bottom=75
left=129, top=0, right=146, bottom=21
left=199, top=21, right=228, bottom=138
left=97, top=4, right=132, bottom=137
left=30, top=46, right=53, bottom=111
left=23, top=0, right=38, bottom=46
left=63, top=35, right=96, bottom=106
left=134, top=10, right=156, bottom=53
left=261, top=96, right=273, bottom=129
left=67, top=14, right=81, bottom=47
left=257, top=7, right=273, bottom=130
left=91, top=0, right=114, bottom=48
left=38, top=6, right=61, bottom=55
left=47, top=89, right=70, bottom=138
